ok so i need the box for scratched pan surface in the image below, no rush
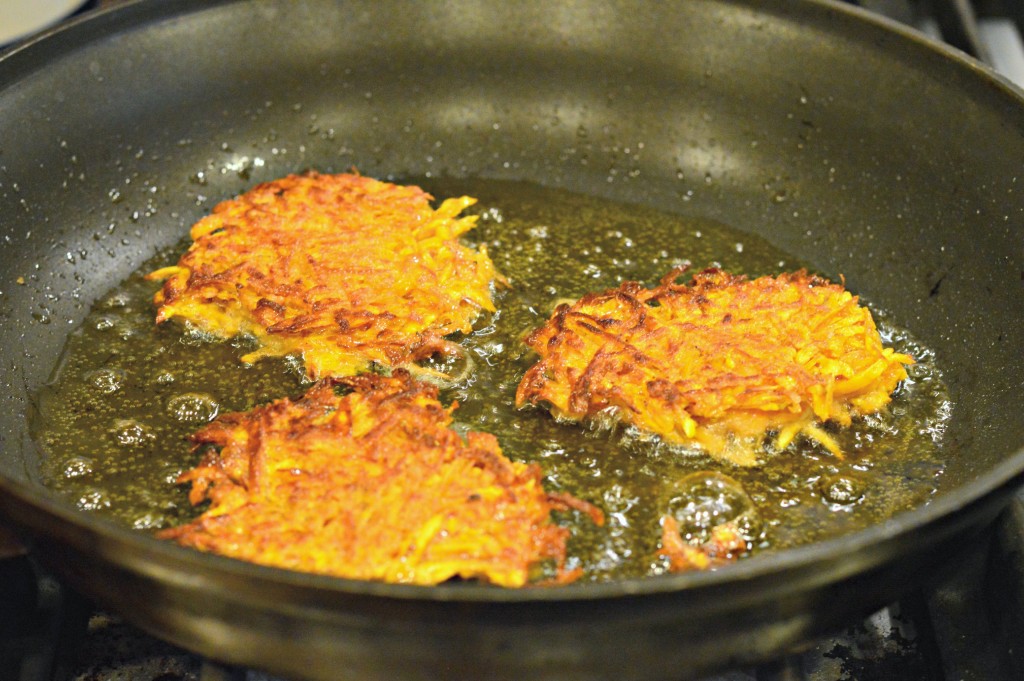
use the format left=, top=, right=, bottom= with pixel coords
left=0, top=1, right=1023, bottom=679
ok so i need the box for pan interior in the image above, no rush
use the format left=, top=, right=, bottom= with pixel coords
left=30, top=176, right=951, bottom=583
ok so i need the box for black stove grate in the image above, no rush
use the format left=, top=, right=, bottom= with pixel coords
left=852, top=0, right=1024, bottom=84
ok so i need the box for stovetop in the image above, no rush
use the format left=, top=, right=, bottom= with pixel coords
left=2, top=2, right=1024, bottom=680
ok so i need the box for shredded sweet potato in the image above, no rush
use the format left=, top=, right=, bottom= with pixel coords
left=146, top=172, right=504, bottom=379
left=516, top=267, right=913, bottom=466
left=158, top=370, right=600, bottom=587
left=658, top=515, right=750, bottom=572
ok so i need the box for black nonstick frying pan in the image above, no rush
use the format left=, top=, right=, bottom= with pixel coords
left=1, top=1, right=1023, bottom=679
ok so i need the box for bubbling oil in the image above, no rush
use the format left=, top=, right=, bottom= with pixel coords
left=32, top=178, right=949, bottom=581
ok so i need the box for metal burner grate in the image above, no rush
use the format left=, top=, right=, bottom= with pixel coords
left=853, top=0, right=1024, bottom=85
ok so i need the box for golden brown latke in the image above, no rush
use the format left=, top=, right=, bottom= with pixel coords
left=147, top=172, right=504, bottom=380
left=516, top=267, right=913, bottom=466
left=158, top=370, right=602, bottom=587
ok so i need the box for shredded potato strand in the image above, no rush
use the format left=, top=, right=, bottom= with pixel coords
left=658, top=515, right=751, bottom=571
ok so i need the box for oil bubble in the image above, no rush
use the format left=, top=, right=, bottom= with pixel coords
left=77, top=489, right=111, bottom=512
left=103, top=292, right=130, bottom=309
left=179, top=326, right=218, bottom=347
left=110, top=419, right=156, bottom=446
left=166, top=393, right=220, bottom=424
left=162, top=465, right=185, bottom=485
left=87, top=367, right=126, bottom=393
left=131, top=512, right=167, bottom=530
left=63, top=456, right=94, bottom=479
left=818, top=473, right=867, bottom=507
left=663, top=471, right=761, bottom=543
left=417, top=349, right=476, bottom=387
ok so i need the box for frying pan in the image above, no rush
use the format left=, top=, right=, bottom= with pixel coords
left=1, top=1, right=1023, bottom=679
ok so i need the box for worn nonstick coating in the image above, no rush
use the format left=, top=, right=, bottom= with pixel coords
left=1, top=1, right=1023, bottom=679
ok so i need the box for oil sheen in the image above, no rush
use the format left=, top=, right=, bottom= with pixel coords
left=32, top=178, right=950, bottom=582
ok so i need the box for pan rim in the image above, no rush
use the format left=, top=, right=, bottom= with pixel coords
left=4, top=0, right=1024, bottom=101
left=1, top=0, right=1023, bottom=606
left=4, top=444, right=1023, bottom=603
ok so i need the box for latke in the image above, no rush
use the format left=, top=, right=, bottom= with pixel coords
left=516, top=267, right=913, bottom=466
left=159, top=370, right=601, bottom=587
left=147, top=172, right=504, bottom=379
